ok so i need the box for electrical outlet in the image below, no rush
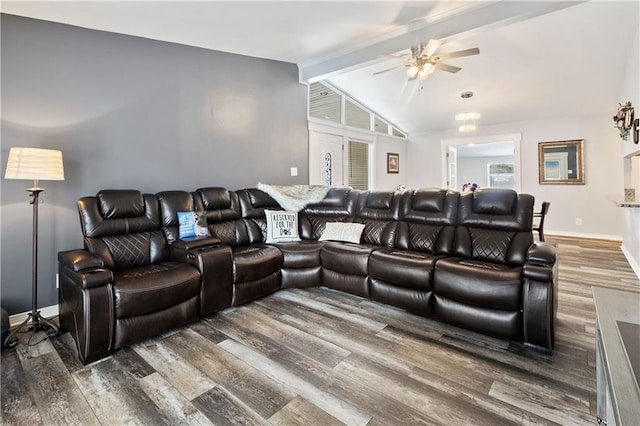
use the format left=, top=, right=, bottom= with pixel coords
left=56, top=273, right=59, bottom=289
left=290, top=167, right=298, bottom=177
left=575, top=218, right=582, bottom=226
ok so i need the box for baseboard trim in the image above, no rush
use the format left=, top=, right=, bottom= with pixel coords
left=544, top=230, right=623, bottom=241
left=9, top=305, right=59, bottom=328
left=621, top=243, right=640, bottom=280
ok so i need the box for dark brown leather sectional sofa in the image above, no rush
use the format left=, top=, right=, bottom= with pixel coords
left=58, top=186, right=558, bottom=364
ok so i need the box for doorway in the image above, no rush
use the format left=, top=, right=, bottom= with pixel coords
left=441, top=133, right=522, bottom=192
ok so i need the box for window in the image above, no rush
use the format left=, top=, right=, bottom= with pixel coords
left=309, top=82, right=341, bottom=124
left=348, top=141, right=369, bottom=190
left=345, top=100, right=371, bottom=130
left=487, top=163, right=515, bottom=188
left=391, top=127, right=406, bottom=138
left=308, top=81, right=407, bottom=138
left=374, top=117, right=389, bottom=134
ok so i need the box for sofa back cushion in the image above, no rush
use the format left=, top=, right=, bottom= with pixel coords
left=236, top=188, right=283, bottom=244
left=300, top=188, right=358, bottom=240
left=78, top=190, right=167, bottom=270
left=453, top=188, right=534, bottom=265
left=194, top=187, right=248, bottom=247
left=354, top=190, right=401, bottom=247
left=396, top=188, right=458, bottom=254
left=157, top=190, right=197, bottom=243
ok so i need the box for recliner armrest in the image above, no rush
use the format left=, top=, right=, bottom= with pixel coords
left=522, top=241, right=558, bottom=353
left=523, top=242, right=557, bottom=281
left=525, top=242, right=556, bottom=265
left=58, top=249, right=104, bottom=272
left=58, top=250, right=114, bottom=289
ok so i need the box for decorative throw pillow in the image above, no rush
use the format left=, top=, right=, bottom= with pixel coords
left=265, top=210, right=301, bottom=243
left=318, top=222, right=365, bottom=244
left=177, top=211, right=209, bottom=239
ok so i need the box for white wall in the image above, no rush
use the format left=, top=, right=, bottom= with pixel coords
left=618, top=27, right=640, bottom=278
left=308, top=121, right=407, bottom=191
left=374, top=134, right=407, bottom=190
left=407, top=114, right=623, bottom=238
left=620, top=29, right=639, bottom=159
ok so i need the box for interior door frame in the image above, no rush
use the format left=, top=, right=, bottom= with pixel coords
left=440, top=133, right=522, bottom=192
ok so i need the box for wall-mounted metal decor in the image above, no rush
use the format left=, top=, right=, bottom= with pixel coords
left=323, top=152, right=332, bottom=185
left=538, top=140, right=585, bottom=185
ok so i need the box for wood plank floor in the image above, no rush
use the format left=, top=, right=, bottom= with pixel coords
left=2, top=236, right=639, bottom=425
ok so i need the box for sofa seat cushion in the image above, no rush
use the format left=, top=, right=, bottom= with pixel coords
left=434, top=296, right=522, bottom=341
left=321, top=242, right=377, bottom=276
left=434, top=257, right=523, bottom=311
left=232, top=244, right=283, bottom=283
left=114, top=261, right=201, bottom=318
left=369, top=248, right=442, bottom=290
left=273, top=240, right=325, bottom=268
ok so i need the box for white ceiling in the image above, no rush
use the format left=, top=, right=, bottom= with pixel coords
left=2, top=1, right=639, bottom=135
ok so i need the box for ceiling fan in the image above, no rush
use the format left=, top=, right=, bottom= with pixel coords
left=374, top=40, right=480, bottom=81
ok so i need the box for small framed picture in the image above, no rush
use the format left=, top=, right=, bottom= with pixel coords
left=387, top=153, right=399, bottom=174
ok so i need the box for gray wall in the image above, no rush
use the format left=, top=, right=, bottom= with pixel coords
left=0, top=14, right=309, bottom=314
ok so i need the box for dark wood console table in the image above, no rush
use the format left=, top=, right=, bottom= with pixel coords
left=593, top=287, right=640, bottom=425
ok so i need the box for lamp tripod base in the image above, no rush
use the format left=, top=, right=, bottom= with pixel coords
left=3, top=310, right=59, bottom=348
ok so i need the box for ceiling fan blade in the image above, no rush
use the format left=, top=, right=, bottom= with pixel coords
left=373, top=64, right=407, bottom=75
left=420, top=39, right=442, bottom=58
left=378, top=52, right=410, bottom=60
left=432, top=47, right=480, bottom=61
left=434, top=62, right=461, bottom=73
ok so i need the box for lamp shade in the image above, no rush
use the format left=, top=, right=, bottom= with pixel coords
left=4, top=147, right=64, bottom=181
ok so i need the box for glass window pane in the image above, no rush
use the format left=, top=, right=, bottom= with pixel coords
left=309, top=82, right=341, bottom=123
left=345, top=100, right=371, bottom=130
left=374, top=117, right=388, bottom=134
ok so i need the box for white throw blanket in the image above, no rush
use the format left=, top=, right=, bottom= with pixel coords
left=257, top=183, right=332, bottom=212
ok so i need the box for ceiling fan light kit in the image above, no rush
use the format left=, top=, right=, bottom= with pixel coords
left=375, top=39, right=479, bottom=82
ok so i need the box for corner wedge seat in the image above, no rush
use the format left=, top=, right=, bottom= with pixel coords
left=320, top=190, right=400, bottom=298
left=434, top=188, right=534, bottom=341
left=58, top=190, right=201, bottom=363
left=368, top=188, right=458, bottom=315
left=276, top=188, right=358, bottom=289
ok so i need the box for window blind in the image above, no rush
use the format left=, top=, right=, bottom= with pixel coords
left=348, top=141, right=369, bottom=190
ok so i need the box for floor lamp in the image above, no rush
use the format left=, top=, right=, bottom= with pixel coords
left=3, top=147, right=64, bottom=347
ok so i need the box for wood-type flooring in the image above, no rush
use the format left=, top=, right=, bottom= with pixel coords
left=2, top=236, right=639, bottom=425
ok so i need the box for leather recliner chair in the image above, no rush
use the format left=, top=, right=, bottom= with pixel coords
left=58, top=190, right=202, bottom=364
left=434, top=188, right=534, bottom=341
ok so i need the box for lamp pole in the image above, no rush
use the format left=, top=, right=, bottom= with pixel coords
left=3, top=185, right=60, bottom=347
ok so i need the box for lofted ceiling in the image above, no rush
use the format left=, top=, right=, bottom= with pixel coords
left=2, top=1, right=639, bottom=135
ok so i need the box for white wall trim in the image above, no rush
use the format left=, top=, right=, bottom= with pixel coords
left=9, top=304, right=59, bottom=328
left=621, top=243, right=640, bottom=280
left=544, top=230, right=623, bottom=241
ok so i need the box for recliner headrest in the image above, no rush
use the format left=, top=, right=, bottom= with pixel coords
left=97, top=190, right=144, bottom=219
left=246, top=189, right=279, bottom=208
left=197, top=187, right=231, bottom=210
left=472, top=189, right=517, bottom=215
left=366, top=191, right=393, bottom=209
left=412, top=189, right=447, bottom=212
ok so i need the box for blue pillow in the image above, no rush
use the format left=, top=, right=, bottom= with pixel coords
left=177, top=211, right=209, bottom=239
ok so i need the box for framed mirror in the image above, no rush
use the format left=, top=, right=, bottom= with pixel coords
left=538, top=140, right=584, bottom=185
